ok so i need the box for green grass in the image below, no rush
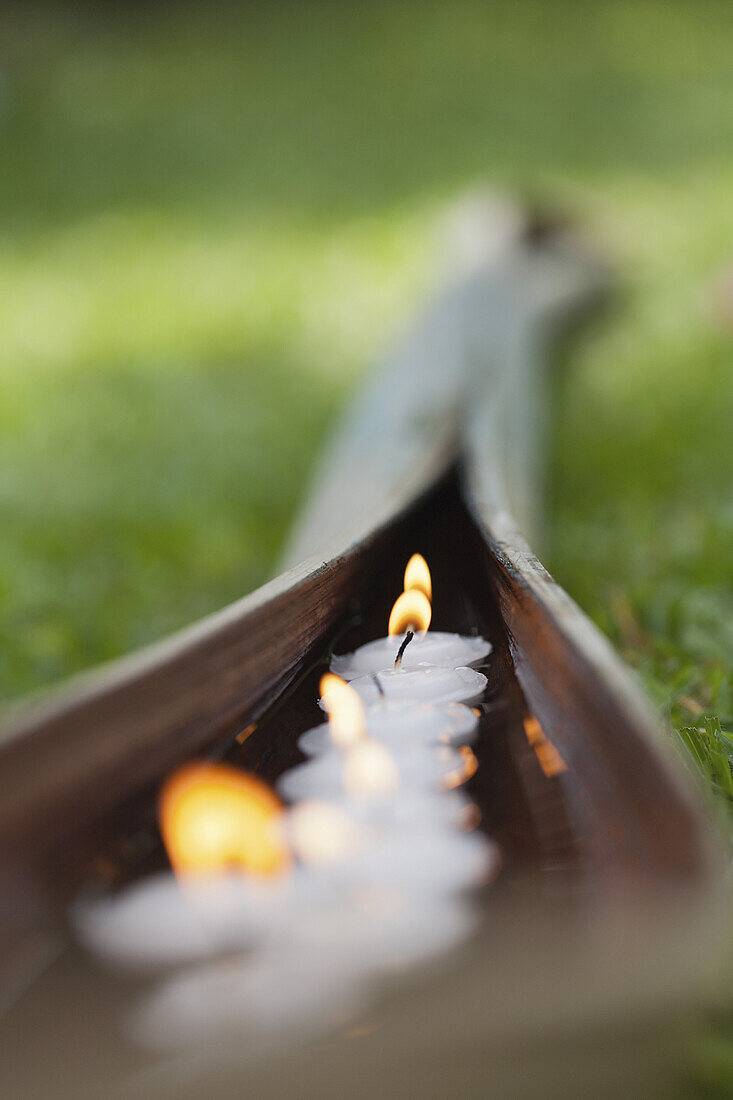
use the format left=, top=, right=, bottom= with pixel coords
left=0, top=2, right=732, bottom=1089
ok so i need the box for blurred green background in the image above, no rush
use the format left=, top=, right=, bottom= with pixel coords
left=0, top=1, right=732, bottom=1086
left=2, top=0, right=731, bottom=708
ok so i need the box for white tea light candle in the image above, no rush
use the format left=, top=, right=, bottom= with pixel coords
left=338, top=826, right=499, bottom=897
left=332, top=631, right=491, bottom=680
left=330, top=665, right=487, bottom=709
left=278, top=743, right=463, bottom=802
left=331, top=552, right=491, bottom=679
left=299, top=700, right=478, bottom=756
left=74, top=872, right=301, bottom=970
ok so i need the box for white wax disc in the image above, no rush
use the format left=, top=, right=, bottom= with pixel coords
left=131, top=945, right=367, bottom=1051
left=332, top=631, right=492, bottom=680
left=284, top=886, right=480, bottom=974
left=299, top=701, right=478, bottom=757
left=74, top=872, right=300, bottom=970
left=287, top=818, right=499, bottom=899
left=327, top=665, right=487, bottom=708
left=294, top=788, right=478, bottom=833
left=277, top=743, right=463, bottom=802
left=132, top=891, right=480, bottom=1050
left=335, top=788, right=478, bottom=830
left=345, top=827, right=500, bottom=897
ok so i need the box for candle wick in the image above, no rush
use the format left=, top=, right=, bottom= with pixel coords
left=394, top=630, right=415, bottom=671
left=372, top=673, right=386, bottom=697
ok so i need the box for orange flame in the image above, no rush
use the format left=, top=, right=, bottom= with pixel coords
left=319, top=673, right=367, bottom=747
left=524, top=716, right=567, bottom=778
left=388, top=589, right=432, bottom=636
left=159, top=763, right=290, bottom=878
left=403, top=553, right=432, bottom=602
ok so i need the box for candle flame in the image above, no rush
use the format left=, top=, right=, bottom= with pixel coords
left=319, top=673, right=368, bottom=747
left=404, top=553, right=432, bottom=602
left=388, top=554, right=433, bottom=635
left=159, top=763, right=290, bottom=878
left=343, top=740, right=400, bottom=798
left=388, top=589, right=432, bottom=636
left=288, top=800, right=358, bottom=867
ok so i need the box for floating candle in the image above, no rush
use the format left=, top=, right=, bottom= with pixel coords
left=78, top=787, right=489, bottom=972
left=76, top=763, right=298, bottom=969
left=132, top=944, right=369, bottom=1051
left=278, top=743, right=463, bottom=802
left=332, top=632, right=491, bottom=680
left=287, top=797, right=499, bottom=897
left=305, top=676, right=478, bottom=811
left=324, top=787, right=479, bottom=830
left=337, top=826, right=499, bottom=897
left=329, top=664, right=488, bottom=708
left=279, top=884, right=481, bottom=974
left=299, top=700, right=478, bottom=756
left=74, top=872, right=300, bottom=970
left=331, top=553, right=492, bottom=679
left=132, top=891, right=478, bottom=1050
left=74, top=553, right=501, bottom=1049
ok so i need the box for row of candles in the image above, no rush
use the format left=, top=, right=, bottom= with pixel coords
left=75, top=555, right=498, bottom=1050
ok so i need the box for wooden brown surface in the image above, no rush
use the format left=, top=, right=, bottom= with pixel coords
left=456, top=223, right=718, bottom=885
left=0, top=524, right=402, bottom=912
